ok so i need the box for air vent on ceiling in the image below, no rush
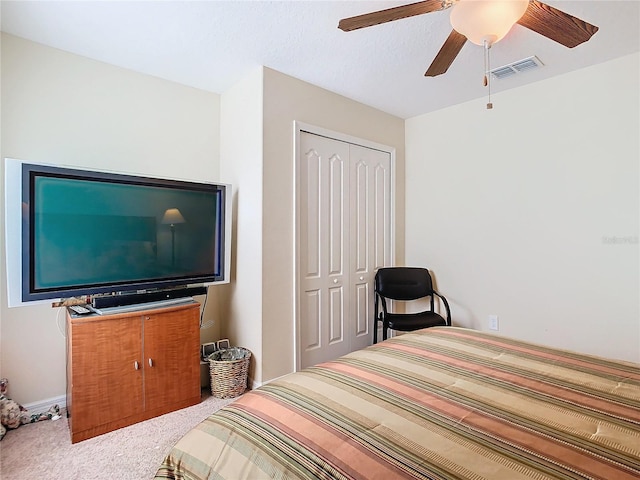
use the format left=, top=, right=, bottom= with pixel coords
left=490, top=56, right=544, bottom=80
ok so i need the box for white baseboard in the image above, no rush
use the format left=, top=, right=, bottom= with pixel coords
left=23, top=395, right=66, bottom=415
left=252, top=372, right=291, bottom=389
left=248, top=377, right=262, bottom=390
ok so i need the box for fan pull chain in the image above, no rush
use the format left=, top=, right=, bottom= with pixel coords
left=483, top=39, right=493, bottom=109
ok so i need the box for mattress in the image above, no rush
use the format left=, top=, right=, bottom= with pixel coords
left=155, top=327, right=640, bottom=479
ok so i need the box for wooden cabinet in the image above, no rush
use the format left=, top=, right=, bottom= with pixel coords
left=66, top=302, right=201, bottom=443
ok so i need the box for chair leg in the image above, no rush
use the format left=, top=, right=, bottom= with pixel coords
left=373, top=318, right=378, bottom=344
left=382, top=323, right=388, bottom=341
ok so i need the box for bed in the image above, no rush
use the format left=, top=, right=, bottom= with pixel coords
left=155, top=327, right=639, bottom=479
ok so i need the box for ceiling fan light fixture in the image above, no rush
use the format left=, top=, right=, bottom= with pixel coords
left=450, top=0, right=529, bottom=46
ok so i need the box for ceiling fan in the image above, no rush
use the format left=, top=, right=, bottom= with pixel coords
left=338, top=0, right=599, bottom=78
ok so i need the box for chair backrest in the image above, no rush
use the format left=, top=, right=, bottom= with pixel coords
left=374, top=267, right=434, bottom=301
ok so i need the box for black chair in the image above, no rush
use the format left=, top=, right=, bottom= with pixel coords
left=374, top=267, right=451, bottom=343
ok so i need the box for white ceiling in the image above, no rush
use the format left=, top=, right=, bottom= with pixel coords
left=1, top=0, right=639, bottom=119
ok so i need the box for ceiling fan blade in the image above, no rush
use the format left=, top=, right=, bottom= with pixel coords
left=338, top=0, right=446, bottom=32
left=425, top=29, right=467, bottom=77
left=517, top=0, right=599, bottom=48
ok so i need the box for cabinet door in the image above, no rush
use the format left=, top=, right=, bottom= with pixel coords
left=143, top=306, right=200, bottom=411
left=70, top=316, right=144, bottom=432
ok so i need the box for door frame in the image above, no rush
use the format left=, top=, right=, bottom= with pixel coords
left=293, top=121, right=397, bottom=371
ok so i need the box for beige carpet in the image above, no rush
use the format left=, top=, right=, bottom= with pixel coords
left=0, top=391, right=236, bottom=480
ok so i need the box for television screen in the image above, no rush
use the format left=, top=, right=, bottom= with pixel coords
left=4, top=159, right=231, bottom=306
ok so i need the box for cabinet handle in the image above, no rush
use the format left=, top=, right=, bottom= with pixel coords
left=359, top=276, right=364, bottom=281
left=333, top=279, right=338, bottom=284
left=148, top=358, right=153, bottom=367
left=134, top=361, right=139, bottom=370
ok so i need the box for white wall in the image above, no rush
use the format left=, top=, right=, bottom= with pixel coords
left=219, top=67, right=265, bottom=383
left=260, top=67, right=405, bottom=381
left=405, top=53, right=639, bottom=363
left=219, top=66, right=406, bottom=385
left=1, top=34, right=221, bottom=405
left=217, top=66, right=406, bottom=386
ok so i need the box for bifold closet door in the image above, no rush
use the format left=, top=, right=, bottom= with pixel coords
left=348, top=143, right=392, bottom=353
left=298, top=132, right=391, bottom=368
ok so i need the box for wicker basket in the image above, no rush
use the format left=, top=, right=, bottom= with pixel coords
left=208, top=347, right=251, bottom=398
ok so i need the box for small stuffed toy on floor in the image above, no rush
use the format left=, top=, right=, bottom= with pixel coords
left=0, top=378, right=61, bottom=440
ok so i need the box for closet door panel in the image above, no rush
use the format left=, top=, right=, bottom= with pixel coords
left=299, top=132, right=350, bottom=367
left=349, top=144, right=391, bottom=352
left=374, top=162, right=392, bottom=270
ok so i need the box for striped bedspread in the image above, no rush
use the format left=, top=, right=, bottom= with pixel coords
left=155, top=327, right=640, bottom=480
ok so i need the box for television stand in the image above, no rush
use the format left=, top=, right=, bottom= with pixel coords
left=66, top=301, right=201, bottom=443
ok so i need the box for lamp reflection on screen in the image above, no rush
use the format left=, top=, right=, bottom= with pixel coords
left=162, top=208, right=185, bottom=266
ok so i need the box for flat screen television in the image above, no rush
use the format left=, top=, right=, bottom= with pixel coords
left=4, top=158, right=232, bottom=307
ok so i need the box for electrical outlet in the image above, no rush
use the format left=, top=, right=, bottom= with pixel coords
left=488, top=314, right=499, bottom=331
